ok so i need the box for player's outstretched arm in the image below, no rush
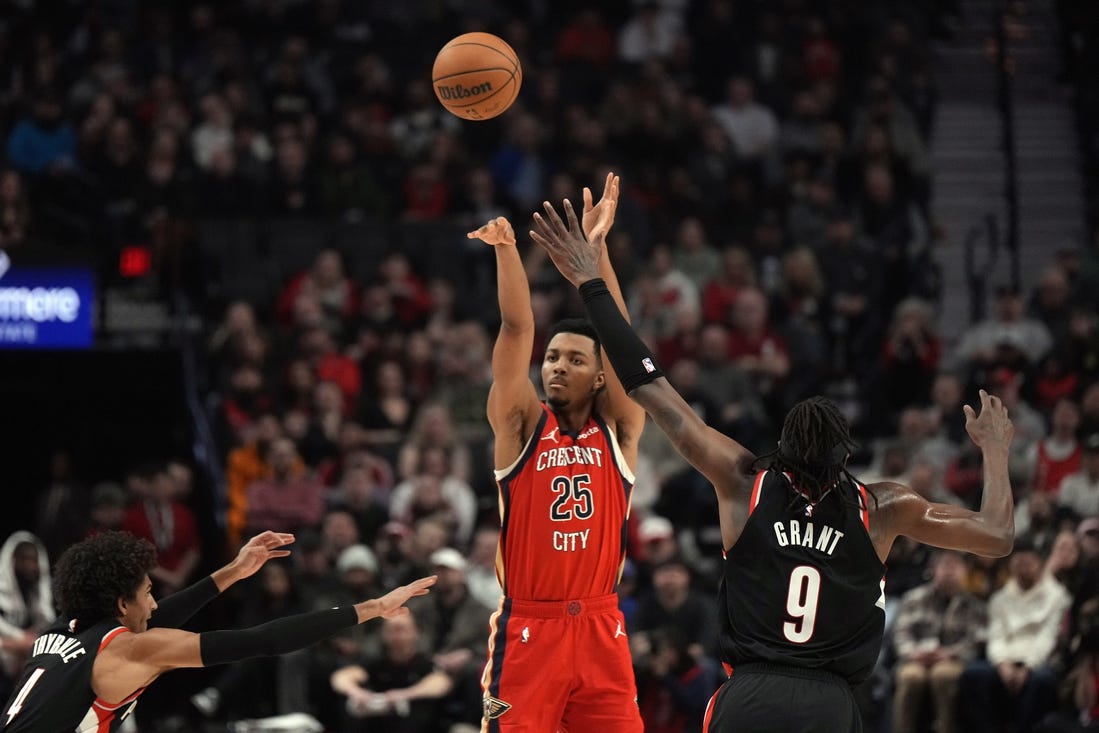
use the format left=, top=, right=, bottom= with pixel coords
left=94, top=577, right=437, bottom=703
left=469, top=217, right=542, bottom=459
left=574, top=172, right=646, bottom=464
left=877, top=390, right=1015, bottom=558
left=150, top=531, right=294, bottom=629
left=531, top=201, right=755, bottom=546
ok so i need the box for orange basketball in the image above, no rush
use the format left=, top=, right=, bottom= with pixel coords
left=432, top=32, right=522, bottom=121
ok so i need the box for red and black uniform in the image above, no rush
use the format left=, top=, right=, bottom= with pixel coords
left=481, top=404, right=641, bottom=732
left=3, top=620, right=145, bottom=732
left=704, top=470, right=885, bottom=733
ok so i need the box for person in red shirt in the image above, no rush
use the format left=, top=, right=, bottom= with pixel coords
left=1030, top=397, right=1082, bottom=495
left=122, top=463, right=200, bottom=597
left=469, top=174, right=646, bottom=732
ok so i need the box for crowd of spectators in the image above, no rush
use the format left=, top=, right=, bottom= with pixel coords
left=6, top=0, right=1099, bottom=732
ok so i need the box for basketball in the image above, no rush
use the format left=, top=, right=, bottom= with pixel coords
left=432, top=32, right=522, bottom=121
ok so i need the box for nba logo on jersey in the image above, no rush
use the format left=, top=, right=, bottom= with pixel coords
left=642, top=358, right=656, bottom=373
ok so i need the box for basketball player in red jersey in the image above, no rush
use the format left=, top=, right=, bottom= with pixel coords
left=531, top=197, right=1016, bottom=733
left=467, top=173, right=646, bottom=733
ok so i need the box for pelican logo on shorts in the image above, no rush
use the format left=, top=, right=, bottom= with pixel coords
left=483, top=696, right=512, bottom=720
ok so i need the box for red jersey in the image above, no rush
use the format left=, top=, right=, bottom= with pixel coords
left=494, top=404, right=635, bottom=601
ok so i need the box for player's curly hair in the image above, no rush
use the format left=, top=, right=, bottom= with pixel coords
left=53, top=531, right=157, bottom=629
left=752, top=396, right=874, bottom=510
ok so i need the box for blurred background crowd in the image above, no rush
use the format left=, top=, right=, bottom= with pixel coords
left=4, top=0, right=1099, bottom=731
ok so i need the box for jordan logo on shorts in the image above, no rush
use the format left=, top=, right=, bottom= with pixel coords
left=614, top=621, right=626, bottom=638
left=483, top=696, right=512, bottom=720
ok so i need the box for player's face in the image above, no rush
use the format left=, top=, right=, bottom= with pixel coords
left=541, top=333, right=604, bottom=410
left=120, top=576, right=158, bottom=633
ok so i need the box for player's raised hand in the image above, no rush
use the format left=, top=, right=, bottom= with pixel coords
left=467, top=216, right=516, bottom=247
left=582, top=171, right=619, bottom=245
left=531, top=199, right=603, bottom=288
left=963, top=389, right=1014, bottom=450
left=230, top=531, right=295, bottom=580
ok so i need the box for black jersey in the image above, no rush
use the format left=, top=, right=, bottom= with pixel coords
left=2, top=619, right=145, bottom=732
left=718, top=470, right=885, bottom=686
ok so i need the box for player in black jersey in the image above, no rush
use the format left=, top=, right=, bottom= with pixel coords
left=530, top=196, right=1016, bottom=733
left=1, top=530, right=435, bottom=733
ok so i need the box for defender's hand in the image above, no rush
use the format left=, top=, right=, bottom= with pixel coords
left=371, top=576, right=437, bottom=620
left=963, top=389, right=1014, bottom=450
left=467, top=217, right=516, bottom=246
left=530, top=199, right=603, bottom=288
left=582, top=172, right=619, bottom=245
left=229, top=531, right=295, bottom=580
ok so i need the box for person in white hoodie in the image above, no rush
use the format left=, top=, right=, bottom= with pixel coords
left=0, top=532, right=54, bottom=692
left=956, top=535, right=1072, bottom=732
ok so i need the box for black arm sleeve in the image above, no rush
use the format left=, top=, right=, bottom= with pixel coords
left=148, top=576, right=220, bottom=629
left=199, top=606, right=359, bottom=667
left=578, top=278, right=665, bottom=393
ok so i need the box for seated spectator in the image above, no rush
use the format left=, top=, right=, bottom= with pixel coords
left=465, top=526, right=502, bottom=611
left=634, top=626, right=722, bottom=733
left=727, top=287, right=790, bottom=410
left=397, top=403, right=472, bottom=484
left=226, top=412, right=288, bottom=548
left=0, top=532, right=54, bottom=696
left=879, top=297, right=941, bottom=416
left=277, top=248, right=360, bottom=330
left=892, top=550, right=986, bottom=733
left=329, top=467, right=389, bottom=547
left=190, top=561, right=304, bottom=720
left=330, top=614, right=454, bottom=733
left=4, top=88, right=76, bottom=175
left=359, top=360, right=416, bottom=463
left=701, top=246, right=757, bottom=327
left=244, top=437, right=326, bottom=535
left=407, top=548, right=493, bottom=730
left=122, top=461, right=200, bottom=596
left=1030, top=398, right=1084, bottom=496
left=633, top=556, right=719, bottom=661
left=950, top=284, right=1054, bottom=374
left=958, top=536, right=1071, bottom=733
left=86, top=482, right=128, bottom=536
left=389, top=446, right=476, bottom=547
left=1058, top=431, right=1099, bottom=520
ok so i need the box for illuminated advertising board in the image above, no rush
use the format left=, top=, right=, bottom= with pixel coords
left=0, top=252, right=95, bottom=349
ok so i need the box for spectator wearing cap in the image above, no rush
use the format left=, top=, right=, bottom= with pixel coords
left=949, top=284, right=1054, bottom=373
left=407, top=548, right=493, bottom=730
left=957, top=536, right=1071, bottom=733
left=1058, top=431, right=1099, bottom=520
left=636, top=514, right=679, bottom=575
left=304, top=542, right=386, bottom=708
